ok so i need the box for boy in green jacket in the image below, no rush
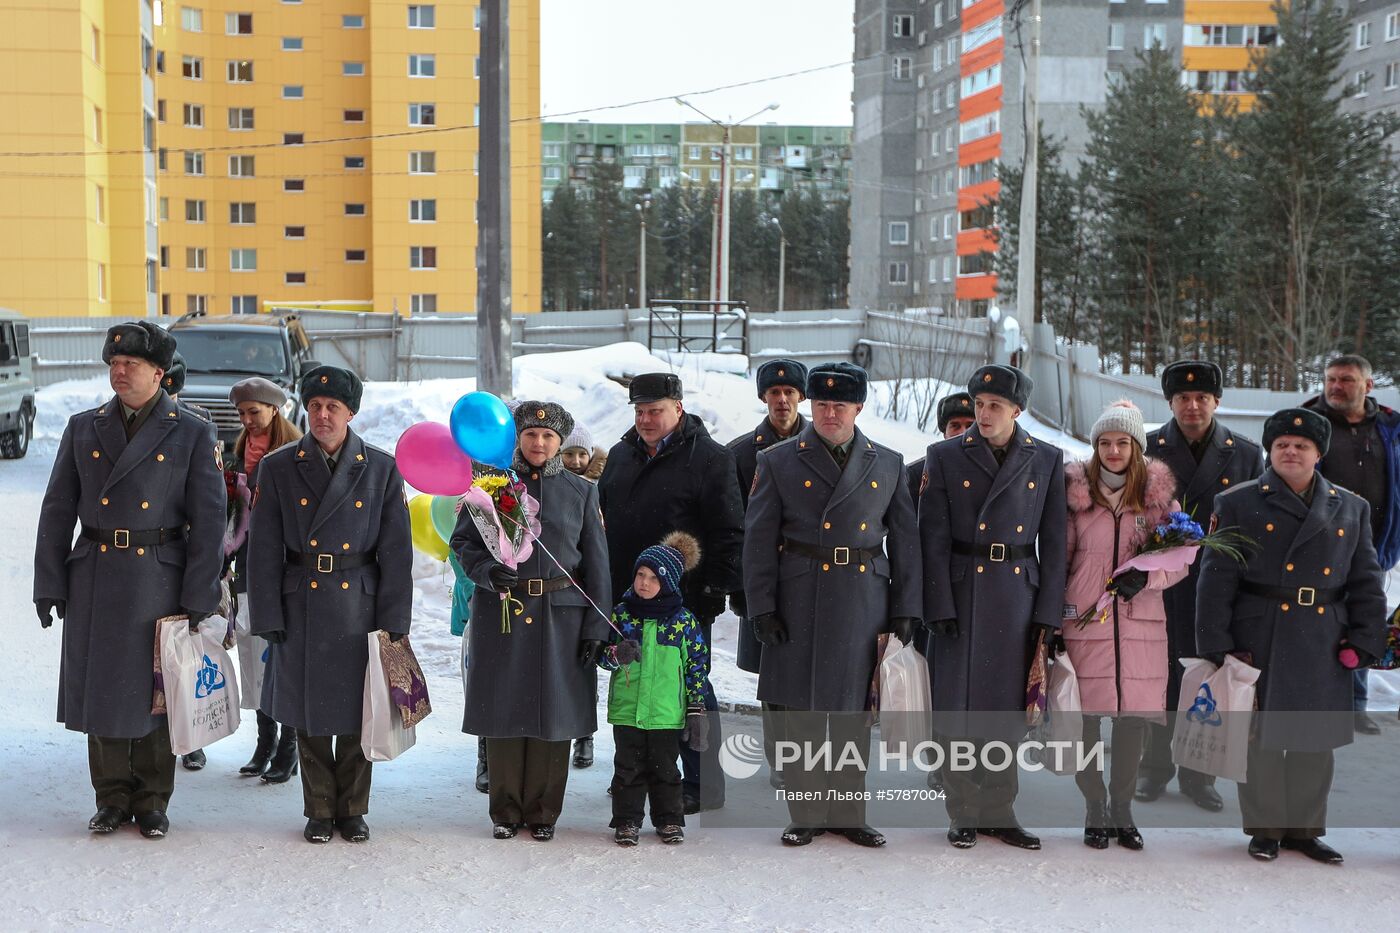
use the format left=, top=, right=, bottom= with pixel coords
left=600, top=531, right=709, bottom=846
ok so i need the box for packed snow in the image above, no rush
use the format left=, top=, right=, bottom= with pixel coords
left=3, top=342, right=1398, bottom=931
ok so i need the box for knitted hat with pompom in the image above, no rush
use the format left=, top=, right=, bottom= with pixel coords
left=1091, top=399, right=1146, bottom=451
left=633, top=531, right=702, bottom=597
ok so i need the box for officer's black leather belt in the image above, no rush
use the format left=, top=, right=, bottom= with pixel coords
left=781, top=537, right=879, bottom=566
left=1238, top=579, right=1343, bottom=607
left=951, top=539, right=1035, bottom=562
left=517, top=576, right=572, bottom=597
left=286, top=549, right=375, bottom=573
left=81, top=524, right=185, bottom=548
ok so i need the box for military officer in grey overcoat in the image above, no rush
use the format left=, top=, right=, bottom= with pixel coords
left=248, top=366, right=413, bottom=844
left=920, top=364, right=1067, bottom=851
left=1137, top=360, right=1263, bottom=811
left=34, top=322, right=226, bottom=839
left=1196, top=408, right=1386, bottom=865
left=745, top=362, right=922, bottom=848
left=452, top=401, right=612, bottom=840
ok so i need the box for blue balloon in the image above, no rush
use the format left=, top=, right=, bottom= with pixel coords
left=450, top=391, right=516, bottom=469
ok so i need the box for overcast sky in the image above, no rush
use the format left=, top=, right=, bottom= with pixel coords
left=539, top=0, right=855, bottom=127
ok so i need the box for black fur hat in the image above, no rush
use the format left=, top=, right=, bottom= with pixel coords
left=161, top=352, right=187, bottom=395
left=513, top=400, right=574, bottom=441
left=301, top=365, right=364, bottom=414
left=629, top=372, right=684, bottom=405
left=807, top=362, right=868, bottom=404
left=102, top=321, right=177, bottom=371
left=756, top=359, right=808, bottom=400
left=969, top=364, right=1032, bottom=409
left=1161, top=360, right=1223, bottom=399
left=1263, top=408, right=1331, bottom=457
left=936, top=392, right=974, bottom=433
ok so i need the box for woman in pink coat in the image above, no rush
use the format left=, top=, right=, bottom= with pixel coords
left=1062, top=400, right=1187, bottom=851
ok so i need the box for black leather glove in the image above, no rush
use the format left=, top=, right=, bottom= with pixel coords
left=752, top=613, right=789, bottom=647
left=1106, top=567, right=1149, bottom=602
left=488, top=564, right=519, bottom=591
left=36, top=599, right=65, bottom=629
left=579, top=639, right=607, bottom=665
left=889, top=616, right=920, bottom=646
left=1201, top=651, right=1227, bottom=667
left=184, top=608, right=213, bottom=632
left=262, top=630, right=287, bottom=645
left=1032, top=623, right=1066, bottom=656
left=388, top=631, right=405, bottom=643
left=929, top=618, right=958, bottom=639
left=729, top=590, right=748, bottom=618
left=682, top=708, right=710, bottom=752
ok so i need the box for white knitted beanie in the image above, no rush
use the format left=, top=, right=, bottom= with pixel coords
left=1091, top=399, right=1146, bottom=450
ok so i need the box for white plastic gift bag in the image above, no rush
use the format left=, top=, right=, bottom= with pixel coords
left=158, top=615, right=241, bottom=755
left=877, top=634, right=933, bottom=757
left=232, top=599, right=266, bottom=711
left=1171, top=655, right=1260, bottom=784
left=1039, top=650, right=1084, bottom=776
left=361, top=631, right=417, bottom=762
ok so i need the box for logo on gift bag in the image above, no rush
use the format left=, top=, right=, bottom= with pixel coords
left=195, top=654, right=227, bottom=698
left=1186, top=682, right=1222, bottom=727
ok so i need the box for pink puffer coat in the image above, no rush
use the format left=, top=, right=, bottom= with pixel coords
left=1062, top=458, right=1189, bottom=720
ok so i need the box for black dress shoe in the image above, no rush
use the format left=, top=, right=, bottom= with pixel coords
left=1113, top=812, right=1144, bottom=851
left=180, top=749, right=206, bottom=771
left=336, top=815, right=369, bottom=843
left=947, top=824, right=977, bottom=849
left=1083, top=804, right=1111, bottom=850
left=529, top=823, right=555, bottom=841
left=1134, top=776, right=1168, bottom=803
left=88, top=807, right=131, bottom=834
left=572, top=736, right=594, bottom=768
left=492, top=822, right=519, bottom=840
left=136, top=811, right=169, bottom=839
left=1354, top=712, right=1382, bottom=736
left=1280, top=837, right=1343, bottom=864
left=1248, top=836, right=1279, bottom=861
left=780, top=825, right=824, bottom=846
left=978, top=825, right=1042, bottom=850
left=831, top=825, right=886, bottom=848
left=304, top=819, right=334, bottom=844
left=1181, top=782, right=1224, bottom=812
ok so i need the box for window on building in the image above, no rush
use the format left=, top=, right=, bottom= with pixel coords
left=343, top=14, right=365, bottom=28
left=688, top=145, right=702, bottom=160
left=410, top=246, right=437, bottom=269
left=1386, top=62, right=1400, bottom=89
left=283, top=85, right=304, bottom=99
left=961, top=63, right=1001, bottom=97
left=345, top=155, right=366, bottom=169
left=963, top=17, right=1001, bottom=54
left=186, top=247, right=207, bottom=271
left=229, top=155, right=255, bottom=177
left=958, top=253, right=988, bottom=276
left=1144, top=24, right=1167, bottom=49
left=888, top=221, right=909, bottom=245
left=892, top=56, right=913, bottom=80
left=1389, top=12, right=1400, bottom=41
left=409, top=54, right=436, bottom=77
left=945, top=213, right=956, bottom=238
left=892, top=14, right=914, bottom=37
left=411, top=294, right=437, bottom=314
left=344, top=109, right=366, bottom=122
left=159, top=246, right=170, bottom=269
left=542, top=142, right=563, bottom=159
left=343, top=203, right=366, bottom=217
left=181, top=7, right=203, bottom=32
left=159, top=197, right=169, bottom=221
left=183, top=103, right=203, bottom=127
left=343, top=61, right=365, bottom=77
left=887, top=261, right=908, bottom=285
left=961, top=204, right=994, bottom=230
left=410, top=199, right=437, bottom=222
left=935, top=5, right=944, bottom=29
left=226, top=12, right=252, bottom=35
left=184, top=150, right=204, bottom=175
left=945, top=126, right=954, bottom=153
left=284, top=178, right=305, bottom=192
left=1356, top=70, right=1372, bottom=96
left=283, top=132, right=304, bottom=145
left=156, top=100, right=166, bottom=127
left=943, top=257, right=952, bottom=282
left=408, top=5, right=436, bottom=28
left=1359, top=22, right=1373, bottom=50
left=94, top=184, right=104, bottom=222
left=345, top=250, right=367, bottom=263
left=186, top=294, right=208, bottom=315
left=945, top=83, right=955, bottom=108
left=227, top=59, right=253, bottom=82
left=185, top=199, right=206, bottom=222
left=928, top=258, right=939, bottom=283
left=1108, top=23, right=1124, bottom=50
left=959, top=111, right=1000, bottom=143
left=228, top=107, right=254, bottom=130
left=284, top=226, right=305, bottom=238
left=182, top=55, right=203, bottom=79
left=230, top=249, right=257, bottom=271
left=231, top=295, right=258, bottom=314
left=409, top=103, right=436, bottom=126
left=543, top=165, right=563, bottom=181
left=285, top=272, right=307, bottom=285
left=282, top=36, right=303, bottom=51
left=229, top=202, right=256, bottom=224
left=959, top=158, right=996, bottom=187
left=92, top=107, right=103, bottom=142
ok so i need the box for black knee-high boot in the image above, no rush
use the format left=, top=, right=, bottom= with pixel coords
left=261, top=725, right=299, bottom=784
left=240, top=710, right=278, bottom=776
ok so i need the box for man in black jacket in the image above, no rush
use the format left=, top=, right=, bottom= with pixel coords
left=598, top=372, right=744, bottom=812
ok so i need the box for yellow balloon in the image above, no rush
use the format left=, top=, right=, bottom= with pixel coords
left=409, top=493, right=451, bottom=561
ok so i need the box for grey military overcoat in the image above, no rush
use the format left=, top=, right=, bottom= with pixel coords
left=248, top=430, right=413, bottom=736
left=743, top=424, right=922, bottom=711
left=919, top=424, right=1067, bottom=736
left=34, top=391, right=226, bottom=738
left=1196, top=469, right=1387, bottom=751
left=452, top=463, right=611, bottom=742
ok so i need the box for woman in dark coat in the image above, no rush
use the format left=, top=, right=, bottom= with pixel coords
left=450, top=402, right=612, bottom=841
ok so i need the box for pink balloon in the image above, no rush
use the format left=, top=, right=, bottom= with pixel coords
left=395, top=422, right=474, bottom=495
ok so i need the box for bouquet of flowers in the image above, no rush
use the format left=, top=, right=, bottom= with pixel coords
left=1075, top=511, right=1252, bottom=629
left=461, top=469, right=540, bottom=632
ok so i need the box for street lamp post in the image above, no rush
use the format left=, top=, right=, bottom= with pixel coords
left=635, top=193, right=651, bottom=310
left=771, top=217, right=787, bottom=313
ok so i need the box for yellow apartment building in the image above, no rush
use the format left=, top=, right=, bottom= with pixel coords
left=0, top=0, right=540, bottom=319
left=1182, top=0, right=1280, bottom=111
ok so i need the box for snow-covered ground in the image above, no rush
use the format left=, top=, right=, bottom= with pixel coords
left=4, top=344, right=1399, bottom=931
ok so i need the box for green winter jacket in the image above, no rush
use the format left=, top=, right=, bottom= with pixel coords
left=600, top=602, right=708, bottom=731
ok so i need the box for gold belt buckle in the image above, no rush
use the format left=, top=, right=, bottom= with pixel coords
left=1297, top=587, right=1315, bottom=607
left=833, top=547, right=850, bottom=566
left=113, top=529, right=130, bottom=549
left=989, top=543, right=1006, bottom=562
left=317, top=554, right=334, bottom=573
left=527, top=578, right=544, bottom=597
